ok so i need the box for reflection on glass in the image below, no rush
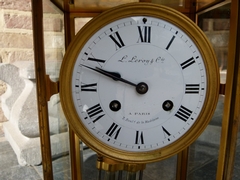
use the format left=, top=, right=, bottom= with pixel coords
left=81, top=151, right=177, bottom=180
left=152, top=0, right=185, bottom=7
left=187, top=95, right=224, bottom=179
left=74, top=0, right=138, bottom=9
left=196, top=0, right=223, bottom=11
left=198, top=2, right=230, bottom=84
left=42, top=1, right=71, bottom=180
left=187, top=2, right=230, bottom=180
left=232, top=123, right=240, bottom=179
left=75, top=18, right=92, bottom=35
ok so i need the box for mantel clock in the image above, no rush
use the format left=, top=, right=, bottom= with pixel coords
left=60, top=2, right=219, bottom=164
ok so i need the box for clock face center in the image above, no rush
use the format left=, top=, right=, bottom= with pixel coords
left=136, top=82, right=148, bottom=94
left=96, top=44, right=185, bottom=130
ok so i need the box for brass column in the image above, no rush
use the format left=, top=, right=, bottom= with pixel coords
left=31, top=0, right=53, bottom=179
left=217, top=0, right=240, bottom=179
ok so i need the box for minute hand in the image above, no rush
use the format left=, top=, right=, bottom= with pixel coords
left=81, top=64, right=137, bottom=87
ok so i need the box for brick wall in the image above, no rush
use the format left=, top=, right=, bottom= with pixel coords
left=0, top=0, right=65, bottom=64
left=0, top=0, right=65, bottom=133
left=0, top=0, right=32, bottom=63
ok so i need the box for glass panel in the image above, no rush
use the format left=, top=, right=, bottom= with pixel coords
left=187, top=2, right=230, bottom=179
left=152, top=0, right=186, bottom=8
left=80, top=147, right=177, bottom=179
left=36, top=1, right=70, bottom=179
left=196, top=0, right=224, bottom=11
left=144, top=156, right=177, bottom=180
left=233, top=122, right=240, bottom=179
left=75, top=18, right=92, bottom=35
left=187, top=95, right=224, bottom=179
left=0, top=0, right=55, bottom=179
left=197, top=2, right=230, bottom=84
left=74, top=0, right=138, bottom=9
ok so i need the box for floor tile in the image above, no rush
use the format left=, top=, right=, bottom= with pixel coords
left=0, top=165, right=42, bottom=180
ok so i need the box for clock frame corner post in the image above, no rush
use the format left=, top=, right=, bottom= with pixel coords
left=216, top=0, right=240, bottom=179
left=176, top=147, right=189, bottom=180
left=31, top=0, right=54, bottom=179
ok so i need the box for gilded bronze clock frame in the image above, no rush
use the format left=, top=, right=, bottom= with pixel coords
left=31, top=0, right=240, bottom=179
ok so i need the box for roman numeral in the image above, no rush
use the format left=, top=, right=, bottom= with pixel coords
left=166, top=35, right=175, bottom=50
left=162, top=126, right=171, bottom=136
left=181, top=57, right=195, bottom=69
left=87, top=57, right=106, bottom=63
left=135, top=131, right=144, bottom=144
left=86, top=104, right=105, bottom=123
left=162, top=126, right=171, bottom=141
left=185, top=84, right=200, bottom=94
left=175, top=105, right=192, bottom=122
left=109, top=31, right=125, bottom=50
left=106, top=123, right=121, bottom=140
left=81, top=83, right=97, bottom=92
left=137, top=26, right=151, bottom=43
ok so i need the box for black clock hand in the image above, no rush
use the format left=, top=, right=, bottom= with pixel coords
left=81, top=64, right=148, bottom=94
left=81, top=64, right=137, bottom=87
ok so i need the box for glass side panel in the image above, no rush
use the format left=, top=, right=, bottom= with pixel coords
left=41, top=1, right=71, bottom=179
left=187, top=95, right=224, bottom=179
left=75, top=18, right=92, bottom=35
left=196, top=0, right=224, bottom=11
left=152, top=0, right=186, bottom=7
left=187, top=2, right=230, bottom=179
left=233, top=122, right=240, bottom=179
left=74, top=0, right=138, bottom=9
left=80, top=147, right=177, bottom=179
left=197, top=2, right=230, bottom=84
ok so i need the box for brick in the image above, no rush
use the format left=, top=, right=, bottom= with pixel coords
left=9, top=50, right=34, bottom=63
left=0, top=0, right=61, bottom=13
left=4, top=13, right=63, bottom=32
left=0, top=32, right=33, bottom=49
left=0, top=50, right=34, bottom=63
left=214, top=19, right=230, bottom=31
left=75, top=17, right=92, bottom=34
left=44, top=34, right=64, bottom=49
left=4, top=14, right=32, bottom=30
left=43, top=17, right=63, bottom=32
left=0, top=49, right=64, bottom=63
left=0, top=0, right=31, bottom=11
left=43, top=0, right=62, bottom=14
left=45, top=49, right=63, bottom=61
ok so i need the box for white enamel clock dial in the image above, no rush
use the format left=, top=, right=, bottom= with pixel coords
left=60, top=3, right=219, bottom=163
left=73, top=16, right=205, bottom=151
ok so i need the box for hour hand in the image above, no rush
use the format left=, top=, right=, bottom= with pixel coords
left=81, top=64, right=121, bottom=80
left=81, top=64, right=148, bottom=94
left=95, top=67, right=121, bottom=81
left=81, top=64, right=137, bottom=87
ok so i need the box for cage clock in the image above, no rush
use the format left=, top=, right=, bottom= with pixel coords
left=60, top=2, right=219, bottom=163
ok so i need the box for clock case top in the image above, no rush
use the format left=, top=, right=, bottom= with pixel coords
left=60, top=2, right=219, bottom=163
